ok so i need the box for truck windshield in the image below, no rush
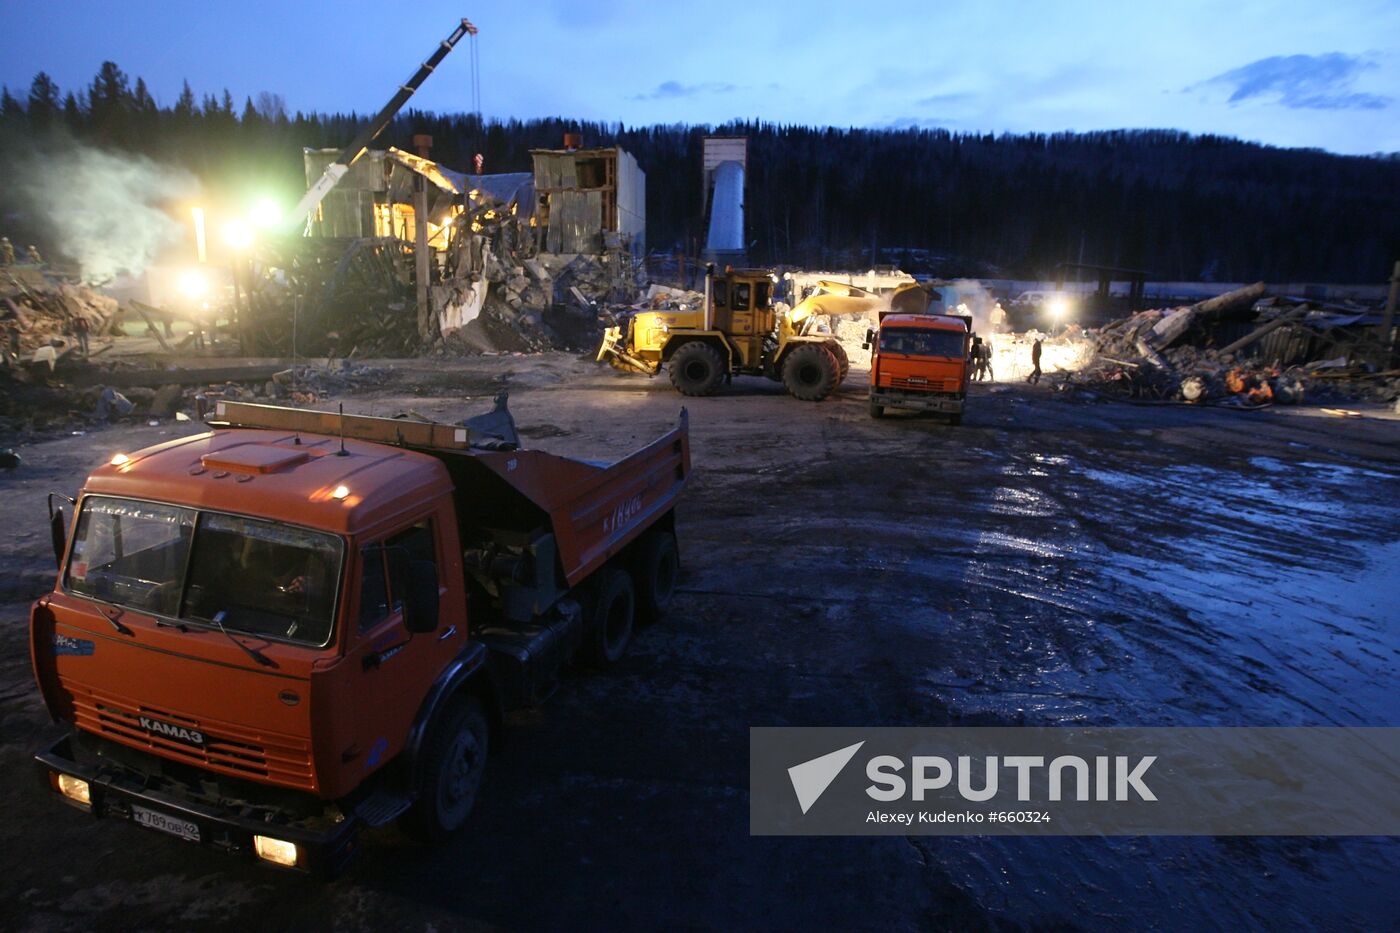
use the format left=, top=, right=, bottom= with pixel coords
left=879, top=328, right=965, bottom=359
left=65, top=496, right=342, bottom=647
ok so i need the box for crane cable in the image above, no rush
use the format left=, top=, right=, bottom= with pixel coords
left=465, top=19, right=481, bottom=123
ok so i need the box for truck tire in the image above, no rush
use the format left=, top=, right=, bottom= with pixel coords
left=782, top=344, right=839, bottom=401
left=589, top=566, right=635, bottom=666
left=948, top=413, right=963, bottom=426
left=402, top=696, right=489, bottom=842
left=869, top=401, right=884, bottom=419
left=635, top=529, right=679, bottom=625
left=668, top=341, right=725, bottom=396
left=825, top=340, right=850, bottom=383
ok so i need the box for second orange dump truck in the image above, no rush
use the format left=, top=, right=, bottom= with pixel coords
left=30, top=397, right=688, bottom=875
left=866, top=312, right=976, bottom=424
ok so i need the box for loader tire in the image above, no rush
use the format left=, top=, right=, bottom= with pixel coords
left=826, top=340, right=850, bottom=383
left=782, top=344, right=840, bottom=401
left=402, top=696, right=489, bottom=842
left=635, top=529, right=679, bottom=625
left=589, top=565, right=635, bottom=666
left=668, top=341, right=725, bottom=396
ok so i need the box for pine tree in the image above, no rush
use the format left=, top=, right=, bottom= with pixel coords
left=62, top=91, right=83, bottom=132
left=89, top=61, right=132, bottom=141
left=0, top=87, right=24, bottom=121
left=28, top=72, right=61, bottom=128
left=175, top=80, right=196, bottom=118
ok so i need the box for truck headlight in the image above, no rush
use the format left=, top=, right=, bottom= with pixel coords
left=253, top=834, right=299, bottom=867
left=54, top=773, right=91, bottom=806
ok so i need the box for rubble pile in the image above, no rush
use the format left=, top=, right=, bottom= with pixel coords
left=2, top=274, right=121, bottom=357
left=1050, top=282, right=1398, bottom=407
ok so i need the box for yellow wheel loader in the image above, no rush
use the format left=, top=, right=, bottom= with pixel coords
left=598, top=267, right=924, bottom=401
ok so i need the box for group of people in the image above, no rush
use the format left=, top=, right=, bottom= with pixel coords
left=0, top=237, right=43, bottom=266
left=970, top=336, right=1045, bottom=384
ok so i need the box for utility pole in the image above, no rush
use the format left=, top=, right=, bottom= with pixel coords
left=414, top=133, right=433, bottom=342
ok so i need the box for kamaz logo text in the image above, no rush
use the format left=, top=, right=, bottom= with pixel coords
left=138, top=716, right=206, bottom=747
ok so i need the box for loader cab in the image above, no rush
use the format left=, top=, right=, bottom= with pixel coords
left=711, top=270, right=775, bottom=337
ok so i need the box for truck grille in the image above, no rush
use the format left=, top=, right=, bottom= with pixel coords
left=71, top=687, right=316, bottom=792
left=890, top=377, right=952, bottom=392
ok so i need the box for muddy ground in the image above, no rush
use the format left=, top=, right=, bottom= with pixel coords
left=1, top=352, right=1397, bottom=931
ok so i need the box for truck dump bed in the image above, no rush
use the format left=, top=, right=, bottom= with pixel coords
left=212, top=400, right=690, bottom=586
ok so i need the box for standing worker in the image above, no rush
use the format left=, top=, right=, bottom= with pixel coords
left=26, top=244, right=43, bottom=265
left=0, top=237, right=14, bottom=265
left=72, top=315, right=90, bottom=356
left=983, top=340, right=995, bottom=382
left=1027, top=337, right=1043, bottom=384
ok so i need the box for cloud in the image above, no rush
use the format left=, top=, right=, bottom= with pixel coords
left=631, top=80, right=739, bottom=101
left=885, top=116, right=958, bottom=130
left=1195, top=53, right=1390, bottom=110
left=914, top=92, right=974, bottom=108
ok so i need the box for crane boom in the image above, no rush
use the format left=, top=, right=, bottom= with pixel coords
left=289, top=17, right=479, bottom=233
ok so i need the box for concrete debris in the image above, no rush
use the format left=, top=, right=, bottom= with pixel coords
left=2, top=275, right=120, bottom=359
left=1051, top=284, right=1398, bottom=408
left=94, top=387, right=134, bottom=420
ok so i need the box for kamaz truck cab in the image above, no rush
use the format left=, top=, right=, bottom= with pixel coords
left=866, top=313, right=974, bottom=423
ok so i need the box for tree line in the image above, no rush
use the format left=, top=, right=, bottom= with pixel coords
left=2, top=62, right=1398, bottom=283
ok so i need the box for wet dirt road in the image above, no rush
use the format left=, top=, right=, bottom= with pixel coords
left=1, top=353, right=1397, bottom=930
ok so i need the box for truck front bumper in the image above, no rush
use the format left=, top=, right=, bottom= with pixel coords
left=871, top=390, right=965, bottom=413
left=35, top=733, right=360, bottom=878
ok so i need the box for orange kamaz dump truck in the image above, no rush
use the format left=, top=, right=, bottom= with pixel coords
left=30, top=397, right=688, bottom=875
left=866, top=313, right=975, bottom=423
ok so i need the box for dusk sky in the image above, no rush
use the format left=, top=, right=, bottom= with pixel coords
left=2, top=0, right=1397, bottom=154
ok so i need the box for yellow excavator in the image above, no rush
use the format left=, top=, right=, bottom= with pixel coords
left=597, top=266, right=926, bottom=401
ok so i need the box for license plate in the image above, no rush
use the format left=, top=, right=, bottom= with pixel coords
left=907, top=377, right=928, bottom=384
left=132, top=805, right=200, bottom=842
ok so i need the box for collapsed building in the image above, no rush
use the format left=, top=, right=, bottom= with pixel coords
left=1043, top=282, right=1400, bottom=407
left=239, top=137, right=646, bottom=357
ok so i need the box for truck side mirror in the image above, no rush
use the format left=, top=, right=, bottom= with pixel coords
left=50, top=508, right=66, bottom=568
left=46, top=493, right=73, bottom=569
left=863, top=328, right=875, bottom=350
left=402, top=560, right=441, bottom=634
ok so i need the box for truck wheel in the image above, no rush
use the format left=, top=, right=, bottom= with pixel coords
left=668, top=342, right=725, bottom=396
left=635, top=530, right=679, bottom=625
left=590, top=566, right=635, bottom=666
left=403, top=696, right=489, bottom=842
left=948, top=414, right=962, bottom=426
left=782, top=344, right=839, bottom=401
left=869, top=401, right=884, bottom=419
left=825, top=341, right=850, bottom=383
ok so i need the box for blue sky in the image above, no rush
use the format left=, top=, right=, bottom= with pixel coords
left=1, top=0, right=1396, bottom=154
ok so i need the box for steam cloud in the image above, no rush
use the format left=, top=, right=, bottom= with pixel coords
left=13, top=143, right=200, bottom=283
left=948, top=278, right=1001, bottom=335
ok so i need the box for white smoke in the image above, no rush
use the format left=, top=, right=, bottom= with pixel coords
left=15, top=143, right=200, bottom=283
left=947, top=278, right=1002, bottom=336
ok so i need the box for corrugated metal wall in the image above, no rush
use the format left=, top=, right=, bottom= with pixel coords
left=615, top=149, right=646, bottom=254
left=533, top=147, right=646, bottom=255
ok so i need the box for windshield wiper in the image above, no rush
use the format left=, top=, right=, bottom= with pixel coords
left=211, top=611, right=276, bottom=668
left=88, top=598, right=133, bottom=636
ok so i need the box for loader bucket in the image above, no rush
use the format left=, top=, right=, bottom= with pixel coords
left=596, top=326, right=660, bottom=376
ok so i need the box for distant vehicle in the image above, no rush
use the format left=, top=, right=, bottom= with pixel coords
left=865, top=313, right=974, bottom=424
left=599, top=268, right=927, bottom=402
